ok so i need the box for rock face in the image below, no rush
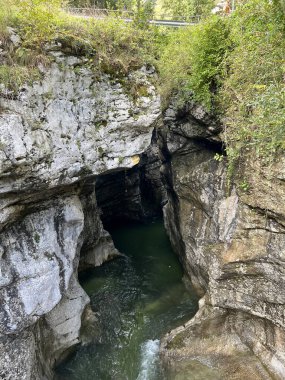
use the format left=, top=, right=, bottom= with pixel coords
left=96, top=128, right=165, bottom=227
left=160, top=99, right=285, bottom=379
left=1, top=47, right=285, bottom=380
left=0, top=54, right=161, bottom=379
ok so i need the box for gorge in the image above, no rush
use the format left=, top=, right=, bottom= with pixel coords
left=1, top=3, right=285, bottom=378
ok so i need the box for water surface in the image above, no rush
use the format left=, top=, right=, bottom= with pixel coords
left=56, top=220, right=198, bottom=380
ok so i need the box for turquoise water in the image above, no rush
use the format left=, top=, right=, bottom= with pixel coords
left=56, top=220, right=198, bottom=380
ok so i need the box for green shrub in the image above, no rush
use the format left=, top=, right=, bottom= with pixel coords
left=159, top=0, right=285, bottom=178
left=158, top=15, right=231, bottom=109
left=15, top=0, right=63, bottom=47
left=220, top=0, right=285, bottom=167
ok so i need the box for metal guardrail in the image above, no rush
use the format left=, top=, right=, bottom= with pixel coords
left=66, top=7, right=201, bottom=26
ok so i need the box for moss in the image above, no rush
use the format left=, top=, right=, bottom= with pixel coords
left=128, top=109, right=140, bottom=119
left=30, top=120, right=42, bottom=131
left=44, top=251, right=54, bottom=261
left=97, top=146, right=104, bottom=157
left=34, top=232, right=40, bottom=244
left=0, top=140, right=6, bottom=151
left=44, top=91, right=53, bottom=101
left=166, top=331, right=186, bottom=350
left=94, top=120, right=108, bottom=130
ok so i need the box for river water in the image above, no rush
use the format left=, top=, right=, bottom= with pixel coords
left=56, top=220, right=198, bottom=380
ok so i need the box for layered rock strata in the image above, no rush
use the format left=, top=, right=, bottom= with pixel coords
left=0, top=54, right=161, bottom=379
left=1, top=43, right=285, bottom=380
left=160, top=99, right=285, bottom=379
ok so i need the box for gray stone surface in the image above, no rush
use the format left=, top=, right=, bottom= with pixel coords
left=0, top=56, right=161, bottom=379
left=1, top=45, right=285, bottom=380
left=160, top=98, right=285, bottom=379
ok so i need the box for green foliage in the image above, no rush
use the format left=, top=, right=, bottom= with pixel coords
left=15, top=0, right=63, bottom=47
left=0, top=0, right=165, bottom=89
left=220, top=0, right=285, bottom=166
left=158, top=16, right=231, bottom=109
left=34, top=232, right=40, bottom=243
left=0, top=0, right=17, bottom=41
left=0, top=65, right=40, bottom=93
left=159, top=0, right=285, bottom=177
left=159, top=0, right=214, bottom=20
left=55, top=16, right=162, bottom=75
left=214, top=153, right=224, bottom=162
left=0, top=0, right=51, bottom=92
left=68, top=0, right=92, bottom=5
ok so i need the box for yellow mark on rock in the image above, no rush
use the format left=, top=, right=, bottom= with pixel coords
left=131, top=155, right=140, bottom=165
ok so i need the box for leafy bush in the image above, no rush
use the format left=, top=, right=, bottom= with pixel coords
left=159, top=0, right=285, bottom=175
left=158, top=15, right=231, bottom=109
left=159, top=0, right=214, bottom=20
left=15, top=0, right=63, bottom=47
left=220, top=0, right=285, bottom=167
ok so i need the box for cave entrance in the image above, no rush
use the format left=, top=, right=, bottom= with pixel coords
left=95, top=162, right=164, bottom=229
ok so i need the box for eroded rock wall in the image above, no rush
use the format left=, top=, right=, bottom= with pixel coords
left=0, top=53, right=161, bottom=379
left=160, top=99, right=285, bottom=379
left=96, top=128, right=165, bottom=227
left=1, top=42, right=284, bottom=380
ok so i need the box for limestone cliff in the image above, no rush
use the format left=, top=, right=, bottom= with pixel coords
left=0, top=51, right=161, bottom=379
left=160, top=99, right=285, bottom=379
left=1, top=39, right=285, bottom=380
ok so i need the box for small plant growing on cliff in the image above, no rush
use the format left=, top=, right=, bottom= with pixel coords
left=0, top=65, right=40, bottom=94
left=214, top=153, right=224, bottom=162
left=34, top=232, right=40, bottom=244
left=239, top=180, right=250, bottom=192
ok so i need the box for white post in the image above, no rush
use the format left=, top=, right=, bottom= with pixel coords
left=232, top=0, right=235, bottom=11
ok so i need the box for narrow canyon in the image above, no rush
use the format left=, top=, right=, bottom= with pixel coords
left=1, top=33, right=285, bottom=380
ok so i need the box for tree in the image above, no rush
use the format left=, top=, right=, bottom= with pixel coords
left=160, top=0, right=214, bottom=20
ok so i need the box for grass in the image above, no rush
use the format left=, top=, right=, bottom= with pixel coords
left=0, top=0, right=168, bottom=92
left=0, top=65, right=40, bottom=94
left=220, top=0, right=285, bottom=170
left=158, top=0, right=285, bottom=181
